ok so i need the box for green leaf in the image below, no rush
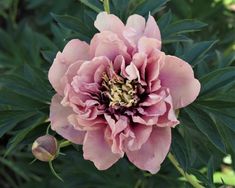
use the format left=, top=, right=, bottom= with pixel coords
left=0, top=157, right=30, bottom=181
left=51, top=13, right=93, bottom=41
left=200, top=107, right=235, bottom=133
left=207, top=157, right=214, bottom=185
left=0, top=74, right=50, bottom=103
left=5, top=113, right=46, bottom=156
left=184, top=106, right=226, bottom=153
left=163, top=19, right=207, bottom=37
left=130, top=0, right=169, bottom=16
left=216, top=50, right=235, bottom=68
left=188, top=169, right=214, bottom=187
left=199, top=67, right=235, bottom=96
left=171, top=129, right=190, bottom=170
left=163, top=35, right=190, bottom=44
left=158, top=10, right=172, bottom=31
left=41, top=50, right=56, bottom=64
left=181, top=41, right=216, bottom=66
left=0, top=111, right=37, bottom=138
left=80, top=0, right=102, bottom=13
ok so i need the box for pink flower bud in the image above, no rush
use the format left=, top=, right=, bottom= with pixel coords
left=32, top=135, right=58, bottom=162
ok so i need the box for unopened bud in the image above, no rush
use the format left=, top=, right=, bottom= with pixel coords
left=32, top=135, right=58, bottom=162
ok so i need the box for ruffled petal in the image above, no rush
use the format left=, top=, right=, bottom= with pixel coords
left=127, top=124, right=152, bottom=151
left=94, top=12, right=125, bottom=38
left=138, top=37, right=161, bottom=55
left=62, top=39, right=90, bottom=63
left=50, top=94, right=85, bottom=144
left=144, top=15, right=161, bottom=46
left=90, top=31, right=130, bottom=61
left=123, top=15, right=146, bottom=47
left=126, top=127, right=171, bottom=174
left=74, top=56, right=110, bottom=84
left=48, top=52, right=68, bottom=95
left=48, top=39, right=90, bottom=95
left=159, top=55, right=201, bottom=109
left=83, top=128, right=121, bottom=170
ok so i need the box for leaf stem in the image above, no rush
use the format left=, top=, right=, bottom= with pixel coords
left=103, top=0, right=110, bottom=14
left=168, top=152, right=204, bottom=188
left=49, top=161, right=63, bottom=182
left=59, top=140, right=71, bottom=148
left=46, top=124, right=51, bottom=135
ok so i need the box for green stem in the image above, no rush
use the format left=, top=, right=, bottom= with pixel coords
left=168, top=153, right=204, bottom=188
left=103, top=0, right=110, bottom=14
left=59, top=140, right=71, bottom=148
left=49, top=161, right=63, bottom=182
left=46, top=124, right=51, bottom=135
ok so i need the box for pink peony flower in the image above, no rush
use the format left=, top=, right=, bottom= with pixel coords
left=48, top=12, right=200, bottom=173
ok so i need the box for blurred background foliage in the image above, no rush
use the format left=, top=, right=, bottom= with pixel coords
left=0, top=0, right=235, bottom=187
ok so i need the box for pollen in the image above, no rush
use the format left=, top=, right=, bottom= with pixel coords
left=102, top=73, right=138, bottom=108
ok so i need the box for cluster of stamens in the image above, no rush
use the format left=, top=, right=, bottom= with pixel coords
left=102, top=73, right=138, bottom=108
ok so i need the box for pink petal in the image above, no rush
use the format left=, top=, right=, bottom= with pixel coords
left=75, top=56, right=110, bottom=84
left=126, top=14, right=146, bottom=33
left=138, top=37, right=161, bottom=55
left=157, top=92, right=179, bottom=127
left=140, top=93, right=162, bottom=106
left=125, top=62, right=140, bottom=81
left=132, top=115, right=158, bottom=126
left=48, top=52, right=68, bottom=95
left=50, top=94, right=85, bottom=144
left=48, top=39, right=90, bottom=95
left=104, top=127, right=127, bottom=156
left=68, top=114, right=105, bottom=131
left=104, top=114, right=129, bottom=137
left=145, top=50, right=165, bottom=84
left=83, top=128, right=121, bottom=170
left=144, top=15, right=161, bottom=45
left=64, top=61, right=83, bottom=84
left=113, top=55, right=125, bottom=72
left=131, top=53, right=148, bottom=83
left=127, top=124, right=152, bottom=151
left=159, top=55, right=201, bottom=109
left=62, top=39, right=90, bottom=63
left=94, top=12, right=125, bottom=38
left=126, top=126, right=171, bottom=174
left=123, top=15, right=146, bottom=47
left=143, top=100, right=167, bottom=116
left=90, top=31, right=130, bottom=61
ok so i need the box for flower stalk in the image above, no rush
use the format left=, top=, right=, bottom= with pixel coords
left=59, top=140, right=71, bottom=148
left=49, top=161, right=64, bottom=182
left=103, top=0, right=110, bottom=14
left=168, top=152, right=204, bottom=188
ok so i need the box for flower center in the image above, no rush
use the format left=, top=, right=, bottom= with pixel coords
left=102, top=73, right=138, bottom=108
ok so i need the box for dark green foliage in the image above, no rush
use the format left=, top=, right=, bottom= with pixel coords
left=0, top=0, right=235, bottom=187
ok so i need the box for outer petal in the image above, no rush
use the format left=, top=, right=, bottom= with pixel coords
left=48, top=39, right=90, bottom=95
left=50, top=94, right=85, bottom=144
left=123, top=15, right=146, bottom=47
left=138, top=37, right=161, bottom=55
left=90, top=31, right=130, bottom=61
left=62, top=39, right=90, bottom=64
left=83, top=128, right=121, bottom=170
left=159, top=55, right=201, bottom=109
left=127, top=124, right=152, bottom=151
left=94, top=12, right=125, bottom=37
left=144, top=15, right=161, bottom=44
left=126, top=127, right=171, bottom=174
left=126, top=14, right=146, bottom=33
left=48, top=52, right=67, bottom=95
